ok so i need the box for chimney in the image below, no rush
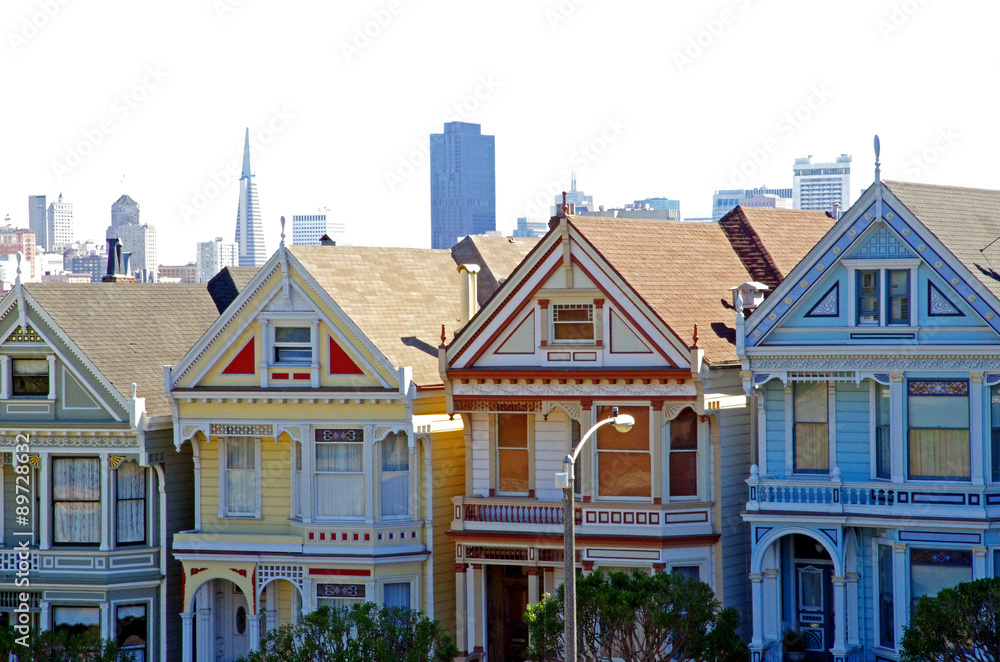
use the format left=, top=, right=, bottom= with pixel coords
left=105, top=237, right=119, bottom=276
left=102, top=236, right=137, bottom=283
left=457, top=263, right=481, bottom=327
left=122, top=252, right=132, bottom=276
left=730, top=282, right=770, bottom=316
left=832, top=202, right=840, bottom=219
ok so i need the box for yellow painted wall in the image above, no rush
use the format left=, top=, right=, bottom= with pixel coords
left=278, top=581, right=293, bottom=626
left=431, top=421, right=466, bottom=639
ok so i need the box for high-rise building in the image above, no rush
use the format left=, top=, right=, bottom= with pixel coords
left=196, top=237, right=240, bottom=282
left=430, top=122, right=496, bottom=249
left=159, top=263, right=198, bottom=283
left=712, top=186, right=793, bottom=221
left=28, top=195, right=47, bottom=250
left=0, top=223, right=36, bottom=280
left=292, top=208, right=346, bottom=246
left=513, top=217, right=549, bottom=238
left=46, top=193, right=73, bottom=250
left=635, top=196, right=681, bottom=218
left=549, top=174, right=595, bottom=216
left=234, top=128, right=266, bottom=266
left=793, top=154, right=852, bottom=212
left=107, top=194, right=157, bottom=277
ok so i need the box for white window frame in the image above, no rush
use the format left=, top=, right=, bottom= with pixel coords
left=663, top=408, right=702, bottom=503
left=258, top=314, right=320, bottom=388
left=113, top=459, right=147, bottom=546
left=378, top=575, right=417, bottom=610
left=111, top=597, right=153, bottom=662
left=217, top=436, right=262, bottom=519
left=842, top=259, right=919, bottom=328
left=550, top=303, right=595, bottom=345
left=785, top=382, right=836, bottom=476
left=2, top=354, right=56, bottom=400
left=870, top=381, right=892, bottom=481
left=872, top=538, right=896, bottom=653
left=593, top=403, right=653, bottom=502
left=492, top=413, right=533, bottom=496
left=272, top=324, right=313, bottom=365
left=313, top=428, right=366, bottom=521
left=378, top=432, right=412, bottom=521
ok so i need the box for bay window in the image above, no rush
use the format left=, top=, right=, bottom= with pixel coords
left=53, top=457, right=101, bottom=545
left=380, top=432, right=409, bottom=519
left=909, top=549, right=971, bottom=610
left=315, top=429, right=364, bottom=518
left=668, top=408, right=698, bottom=498
left=875, top=383, right=891, bottom=479
left=496, top=414, right=529, bottom=494
left=908, top=380, right=969, bottom=480
left=793, top=382, right=829, bottom=473
left=222, top=437, right=258, bottom=517
left=116, top=604, right=147, bottom=662
left=596, top=405, right=650, bottom=498
left=116, top=460, right=146, bottom=544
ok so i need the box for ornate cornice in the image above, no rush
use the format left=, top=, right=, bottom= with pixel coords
left=750, top=355, right=1000, bottom=371
left=0, top=435, right=139, bottom=448
left=453, top=382, right=695, bottom=397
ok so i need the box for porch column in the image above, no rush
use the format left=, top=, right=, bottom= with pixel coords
left=248, top=613, right=261, bottom=651
left=38, top=457, right=51, bottom=549
left=99, top=457, right=111, bottom=551
left=846, top=573, right=860, bottom=648
left=749, top=572, right=764, bottom=648
left=455, top=564, right=468, bottom=656
left=196, top=583, right=214, bottom=662
left=973, top=546, right=988, bottom=579
left=264, top=582, right=278, bottom=633
left=763, top=568, right=780, bottom=642
left=99, top=602, right=111, bottom=641
left=889, top=373, right=905, bottom=482
left=180, top=612, right=194, bottom=662
left=39, top=600, right=50, bottom=629
left=892, top=543, right=907, bottom=649
left=831, top=575, right=847, bottom=655
left=469, top=564, right=485, bottom=654
left=527, top=567, right=539, bottom=605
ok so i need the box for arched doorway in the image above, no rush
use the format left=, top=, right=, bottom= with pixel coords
left=192, top=578, right=252, bottom=662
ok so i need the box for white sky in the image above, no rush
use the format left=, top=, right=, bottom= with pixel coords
left=2, top=0, right=998, bottom=265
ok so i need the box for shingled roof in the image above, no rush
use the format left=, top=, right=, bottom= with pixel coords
left=569, top=212, right=833, bottom=365
left=719, top=207, right=835, bottom=289
left=885, top=180, right=1000, bottom=300
left=26, top=283, right=221, bottom=418
left=451, top=235, right=539, bottom=306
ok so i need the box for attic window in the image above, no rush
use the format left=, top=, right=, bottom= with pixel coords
left=12, top=358, right=49, bottom=397
left=274, top=327, right=311, bottom=364
left=857, top=269, right=909, bottom=326
left=552, top=304, right=594, bottom=343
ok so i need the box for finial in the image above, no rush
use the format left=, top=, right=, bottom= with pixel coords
left=692, top=324, right=699, bottom=350
left=441, top=324, right=446, bottom=344
left=131, top=383, right=137, bottom=399
left=280, top=216, right=286, bottom=247
left=562, top=191, right=568, bottom=216
left=15, top=251, right=22, bottom=286
left=874, top=134, right=881, bottom=181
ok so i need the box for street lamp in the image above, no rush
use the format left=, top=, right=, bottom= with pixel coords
left=554, top=406, right=635, bottom=662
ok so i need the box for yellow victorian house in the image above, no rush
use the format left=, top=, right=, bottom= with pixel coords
left=165, top=233, right=535, bottom=662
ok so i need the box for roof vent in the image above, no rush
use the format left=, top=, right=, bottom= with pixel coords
left=730, top=282, right=770, bottom=312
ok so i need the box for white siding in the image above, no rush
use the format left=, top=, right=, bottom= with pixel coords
left=534, top=409, right=569, bottom=501
left=470, top=413, right=490, bottom=496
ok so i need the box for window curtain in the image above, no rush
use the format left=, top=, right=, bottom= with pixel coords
left=669, top=409, right=698, bottom=497
left=497, top=414, right=529, bottom=493
left=315, top=442, right=364, bottom=517
left=226, top=437, right=256, bottom=514
left=381, top=433, right=410, bottom=518
left=53, top=458, right=101, bottom=544
left=383, top=582, right=411, bottom=609
left=116, top=461, right=145, bottom=544
left=794, top=382, right=829, bottom=472
left=116, top=604, right=147, bottom=662
left=908, top=386, right=970, bottom=479
left=908, top=429, right=970, bottom=478
left=596, top=405, right=651, bottom=497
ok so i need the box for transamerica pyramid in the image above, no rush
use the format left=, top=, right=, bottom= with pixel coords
left=234, top=128, right=266, bottom=267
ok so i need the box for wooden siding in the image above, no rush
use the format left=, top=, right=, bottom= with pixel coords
left=432, top=422, right=466, bottom=640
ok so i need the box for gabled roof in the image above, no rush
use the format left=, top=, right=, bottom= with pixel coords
left=885, top=180, right=1000, bottom=300
left=451, top=235, right=540, bottom=306
left=568, top=216, right=754, bottom=365
left=290, top=246, right=463, bottom=387
left=719, top=207, right=835, bottom=289
left=25, top=283, right=220, bottom=417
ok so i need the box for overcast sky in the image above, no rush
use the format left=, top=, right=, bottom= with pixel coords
left=2, top=0, right=997, bottom=265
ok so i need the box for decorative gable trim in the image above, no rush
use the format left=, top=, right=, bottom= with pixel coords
left=846, top=223, right=914, bottom=259
left=927, top=282, right=964, bottom=317
left=221, top=338, right=256, bottom=375
left=329, top=336, right=365, bottom=375
left=495, top=310, right=535, bottom=355
left=805, top=283, right=839, bottom=318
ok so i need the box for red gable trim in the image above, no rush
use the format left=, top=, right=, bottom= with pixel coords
left=308, top=568, right=371, bottom=576
left=329, top=336, right=365, bottom=375
left=449, top=369, right=689, bottom=380
left=221, top=338, right=256, bottom=375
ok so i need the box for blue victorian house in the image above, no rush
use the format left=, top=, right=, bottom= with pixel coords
left=738, top=156, right=1000, bottom=662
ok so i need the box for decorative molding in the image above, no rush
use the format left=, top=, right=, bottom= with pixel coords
left=805, top=283, right=839, bottom=318
left=662, top=401, right=694, bottom=421
left=181, top=424, right=208, bottom=441
left=0, top=435, right=139, bottom=448
left=210, top=423, right=274, bottom=437
left=461, top=399, right=542, bottom=413
left=373, top=425, right=407, bottom=442
left=542, top=401, right=583, bottom=419
left=928, top=281, right=964, bottom=317
left=453, top=382, right=695, bottom=397
left=109, top=456, right=125, bottom=468
left=275, top=424, right=304, bottom=443
left=750, top=356, right=1000, bottom=371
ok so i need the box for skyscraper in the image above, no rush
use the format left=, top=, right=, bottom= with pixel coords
left=793, top=154, right=852, bottom=213
left=234, top=128, right=266, bottom=266
left=549, top=173, right=595, bottom=216
left=46, top=193, right=73, bottom=250
left=712, top=186, right=793, bottom=221
left=28, top=195, right=47, bottom=250
left=430, top=122, right=495, bottom=249
left=196, top=236, right=239, bottom=282
left=107, top=194, right=157, bottom=277
left=292, top=208, right=346, bottom=246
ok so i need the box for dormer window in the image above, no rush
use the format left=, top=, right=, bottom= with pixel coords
left=12, top=358, right=49, bottom=397
left=274, top=327, right=311, bottom=364
left=552, top=304, right=594, bottom=343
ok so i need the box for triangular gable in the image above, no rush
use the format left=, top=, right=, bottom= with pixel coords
left=745, top=184, right=1000, bottom=347
left=171, top=248, right=398, bottom=391
left=927, top=282, right=963, bottom=317
left=449, top=222, right=692, bottom=371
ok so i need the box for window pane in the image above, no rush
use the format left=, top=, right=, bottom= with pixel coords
left=598, top=452, right=650, bottom=497
left=794, top=382, right=827, bottom=423
left=553, top=304, right=594, bottom=341
left=381, top=473, right=409, bottom=518
left=316, top=474, right=364, bottom=517
left=858, top=270, right=880, bottom=324
left=317, top=443, right=363, bottom=472
left=910, top=550, right=972, bottom=609
left=275, top=327, right=310, bottom=343
left=878, top=545, right=894, bottom=648
left=227, top=437, right=255, bottom=470
left=876, top=384, right=891, bottom=479
left=53, top=458, right=100, bottom=501
left=117, top=604, right=147, bottom=662
left=670, top=409, right=697, bottom=450
left=498, top=448, right=529, bottom=493
left=54, top=606, right=100, bottom=637
left=669, top=451, right=697, bottom=497
left=383, top=582, right=411, bottom=609
left=54, top=502, right=101, bottom=543
left=382, top=433, right=409, bottom=472
left=671, top=566, right=700, bottom=581
left=117, top=499, right=145, bottom=543
left=909, top=429, right=970, bottom=478
left=227, top=469, right=256, bottom=513
left=117, top=461, right=145, bottom=499
left=908, top=395, right=969, bottom=428
left=498, top=414, right=528, bottom=448
left=596, top=406, right=649, bottom=451
left=13, top=358, right=48, bottom=375
left=275, top=347, right=312, bottom=363
left=795, top=423, right=829, bottom=471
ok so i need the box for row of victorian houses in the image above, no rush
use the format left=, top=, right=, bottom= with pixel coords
left=1, top=169, right=999, bottom=662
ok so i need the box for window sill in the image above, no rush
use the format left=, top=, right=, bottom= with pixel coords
left=542, top=343, right=600, bottom=350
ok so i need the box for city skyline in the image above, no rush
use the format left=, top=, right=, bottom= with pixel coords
left=0, top=1, right=995, bottom=265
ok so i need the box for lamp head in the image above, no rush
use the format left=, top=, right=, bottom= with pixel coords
left=610, top=406, right=635, bottom=434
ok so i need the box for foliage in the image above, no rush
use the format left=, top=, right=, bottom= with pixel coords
left=783, top=628, right=809, bottom=653
left=901, top=577, right=1000, bottom=662
left=524, top=569, right=749, bottom=662
left=0, top=625, right=132, bottom=662
left=237, top=602, right=458, bottom=662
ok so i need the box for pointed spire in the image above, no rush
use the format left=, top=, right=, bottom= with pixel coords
left=241, top=127, right=252, bottom=180
left=280, top=216, right=286, bottom=249
left=874, top=134, right=881, bottom=182
left=14, top=251, right=22, bottom=287
left=874, top=134, right=884, bottom=219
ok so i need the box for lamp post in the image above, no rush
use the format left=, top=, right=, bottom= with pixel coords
left=554, top=406, right=635, bottom=662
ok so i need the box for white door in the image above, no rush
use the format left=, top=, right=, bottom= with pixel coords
left=214, top=580, right=250, bottom=662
